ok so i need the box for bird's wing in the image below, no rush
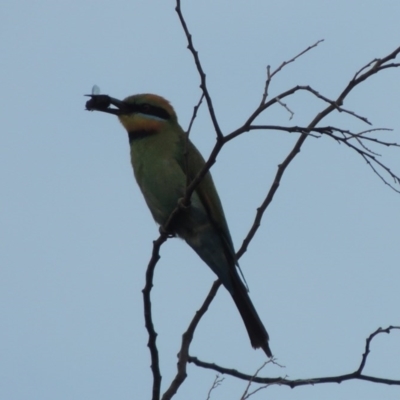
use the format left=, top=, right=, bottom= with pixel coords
left=179, top=138, right=237, bottom=267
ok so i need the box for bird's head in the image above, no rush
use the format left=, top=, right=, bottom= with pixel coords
left=86, top=93, right=177, bottom=136
left=118, top=94, right=177, bottom=134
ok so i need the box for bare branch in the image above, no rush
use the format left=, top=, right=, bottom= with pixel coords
left=231, top=83, right=372, bottom=141
left=357, top=326, right=398, bottom=373
left=205, top=375, right=224, bottom=400
left=353, top=59, right=377, bottom=80
left=236, top=130, right=308, bottom=259
left=261, top=39, right=324, bottom=104
left=188, top=326, right=400, bottom=388
left=143, top=234, right=170, bottom=400
left=185, top=93, right=205, bottom=190
left=339, top=128, right=396, bottom=145
left=359, top=151, right=400, bottom=193
left=309, top=127, right=400, bottom=191
left=299, top=86, right=372, bottom=125
left=269, top=40, right=325, bottom=80
left=337, top=47, right=400, bottom=103
left=327, top=133, right=400, bottom=192
left=237, top=46, right=400, bottom=257
left=162, top=281, right=222, bottom=400
left=186, top=93, right=205, bottom=137
left=275, top=97, right=294, bottom=120
left=240, top=362, right=269, bottom=399
left=226, top=124, right=321, bottom=141
left=138, top=7, right=400, bottom=398
left=175, top=0, right=223, bottom=139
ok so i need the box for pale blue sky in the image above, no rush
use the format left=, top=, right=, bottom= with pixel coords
left=1, top=1, right=399, bottom=399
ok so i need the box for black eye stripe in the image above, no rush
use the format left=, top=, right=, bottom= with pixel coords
left=129, top=103, right=170, bottom=120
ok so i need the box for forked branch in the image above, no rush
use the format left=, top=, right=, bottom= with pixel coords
left=139, top=3, right=400, bottom=400
left=188, top=326, right=400, bottom=388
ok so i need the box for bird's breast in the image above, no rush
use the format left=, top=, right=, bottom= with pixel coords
left=132, top=153, right=187, bottom=226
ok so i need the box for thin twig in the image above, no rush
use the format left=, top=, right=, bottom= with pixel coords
left=185, top=93, right=205, bottom=190
left=276, top=97, right=294, bottom=119
left=241, top=362, right=268, bottom=399
left=188, top=326, right=400, bottom=387
left=186, top=93, right=205, bottom=137
left=300, top=86, right=372, bottom=125
left=205, top=375, right=224, bottom=400
left=261, top=39, right=324, bottom=104
left=175, top=0, right=223, bottom=139
left=237, top=46, right=400, bottom=257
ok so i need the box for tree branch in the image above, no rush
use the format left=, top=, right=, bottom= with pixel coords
left=142, top=234, right=169, bottom=400
left=237, top=47, right=400, bottom=257
left=175, top=0, right=223, bottom=139
left=138, top=4, right=400, bottom=398
left=162, top=281, right=222, bottom=400
left=261, top=39, right=324, bottom=105
left=188, top=326, right=400, bottom=388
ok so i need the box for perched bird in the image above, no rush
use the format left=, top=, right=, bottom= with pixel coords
left=86, top=93, right=272, bottom=357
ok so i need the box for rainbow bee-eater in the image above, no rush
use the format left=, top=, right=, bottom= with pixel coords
left=86, top=93, right=272, bottom=357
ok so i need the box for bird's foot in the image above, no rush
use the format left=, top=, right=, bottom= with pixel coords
left=177, top=197, right=191, bottom=209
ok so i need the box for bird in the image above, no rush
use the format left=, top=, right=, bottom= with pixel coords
left=86, top=92, right=272, bottom=357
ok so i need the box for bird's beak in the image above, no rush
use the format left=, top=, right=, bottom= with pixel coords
left=85, top=94, right=131, bottom=116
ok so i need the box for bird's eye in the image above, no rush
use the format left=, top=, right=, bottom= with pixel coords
left=141, top=104, right=151, bottom=112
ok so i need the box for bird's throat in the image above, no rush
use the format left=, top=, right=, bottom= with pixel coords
left=128, top=130, right=155, bottom=142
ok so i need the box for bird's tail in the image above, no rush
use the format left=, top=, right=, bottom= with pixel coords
left=182, top=229, right=272, bottom=356
left=230, top=272, right=272, bottom=358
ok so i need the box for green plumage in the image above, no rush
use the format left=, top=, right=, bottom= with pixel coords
left=96, top=93, right=272, bottom=357
left=129, top=123, right=236, bottom=289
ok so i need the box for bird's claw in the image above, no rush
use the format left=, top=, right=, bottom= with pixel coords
left=178, top=197, right=191, bottom=209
